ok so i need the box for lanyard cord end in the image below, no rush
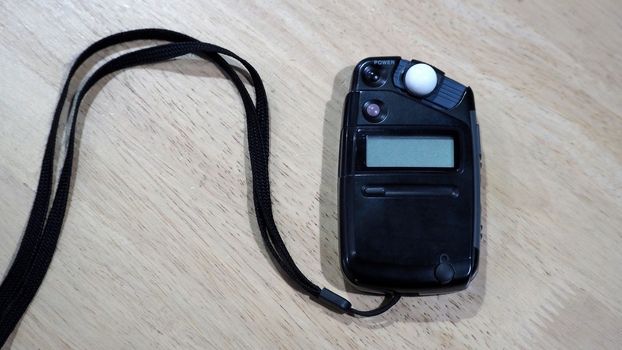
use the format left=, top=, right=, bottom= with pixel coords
left=317, top=288, right=402, bottom=317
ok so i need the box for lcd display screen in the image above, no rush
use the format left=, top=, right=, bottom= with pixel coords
left=366, top=135, right=455, bottom=168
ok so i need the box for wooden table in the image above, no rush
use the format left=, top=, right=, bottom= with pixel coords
left=1, top=1, right=621, bottom=349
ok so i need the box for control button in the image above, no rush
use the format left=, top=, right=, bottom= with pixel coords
left=434, top=262, right=455, bottom=284
left=362, top=64, right=388, bottom=87
left=404, top=63, right=438, bottom=96
left=362, top=100, right=386, bottom=122
left=365, top=103, right=381, bottom=118
left=363, top=65, right=381, bottom=83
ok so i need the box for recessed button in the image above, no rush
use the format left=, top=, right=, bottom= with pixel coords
left=362, top=64, right=387, bottom=87
left=362, top=100, right=386, bottom=122
left=365, top=103, right=381, bottom=118
left=434, top=262, right=455, bottom=284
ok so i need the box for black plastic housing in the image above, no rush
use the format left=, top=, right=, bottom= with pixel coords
left=339, top=57, right=481, bottom=295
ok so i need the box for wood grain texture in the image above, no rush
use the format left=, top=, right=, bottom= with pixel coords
left=1, top=0, right=621, bottom=349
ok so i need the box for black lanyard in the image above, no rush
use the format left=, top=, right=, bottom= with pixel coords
left=0, top=29, right=400, bottom=345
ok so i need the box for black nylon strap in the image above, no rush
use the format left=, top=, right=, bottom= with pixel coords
left=0, top=29, right=400, bottom=344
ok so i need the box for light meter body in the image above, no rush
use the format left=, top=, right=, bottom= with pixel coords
left=339, top=57, right=481, bottom=294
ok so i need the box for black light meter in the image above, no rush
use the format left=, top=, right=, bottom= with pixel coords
left=339, top=57, right=481, bottom=294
